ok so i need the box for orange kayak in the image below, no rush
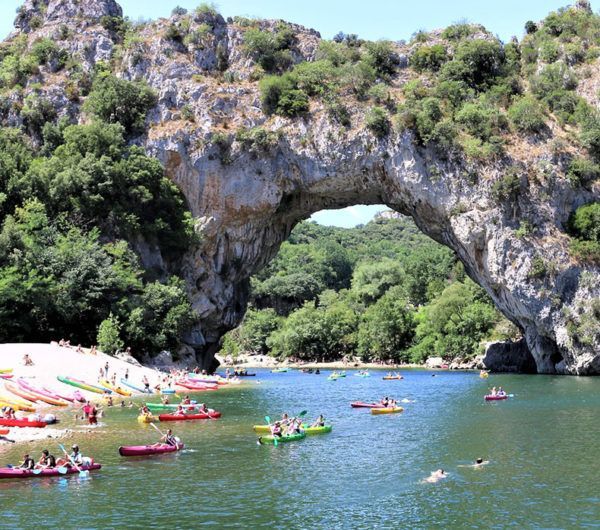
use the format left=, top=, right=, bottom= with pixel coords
left=4, top=382, right=39, bottom=403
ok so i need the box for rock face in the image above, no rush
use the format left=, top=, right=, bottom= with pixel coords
left=483, top=339, right=537, bottom=373
left=4, top=0, right=600, bottom=373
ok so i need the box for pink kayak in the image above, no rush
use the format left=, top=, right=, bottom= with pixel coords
left=176, top=381, right=218, bottom=391
left=47, top=388, right=86, bottom=403
left=17, top=379, right=63, bottom=401
left=484, top=394, right=508, bottom=401
left=158, top=411, right=221, bottom=421
left=0, top=463, right=101, bottom=479
left=119, top=443, right=184, bottom=457
left=179, top=379, right=218, bottom=390
left=350, top=402, right=386, bottom=408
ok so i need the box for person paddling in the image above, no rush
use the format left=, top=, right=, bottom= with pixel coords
left=37, top=450, right=56, bottom=469
left=270, top=421, right=283, bottom=438
left=311, top=414, right=325, bottom=427
left=154, top=428, right=178, bottom=447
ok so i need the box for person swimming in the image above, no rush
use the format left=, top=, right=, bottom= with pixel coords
left=424, top=469, right=447, bottom=483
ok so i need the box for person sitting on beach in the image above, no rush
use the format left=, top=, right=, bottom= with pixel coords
left=90, top=345, right=97, bottom=355
left=37, top=450, right=56, bottom=469
left=22, top=354, right=34, bottom=366
left=2, top=406, right=16, bottom=419
left=311, top=414, right=325, bottom=427
left=20, top=454, right=35, bottom=470
left=124, top=369, right=129, bottom=381
left=424, top=469, right=447, bottom=483
left=271, top=421, right=283, bottom=437
left=76, top=344, right=83, bottom=354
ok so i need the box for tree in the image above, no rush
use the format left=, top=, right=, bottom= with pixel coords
left=351, top=259, right=405, bottom=305
left=97, top=314, right=124, bottom=354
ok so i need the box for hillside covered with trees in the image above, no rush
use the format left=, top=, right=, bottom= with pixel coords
left=220, top=215, right=519, bottom=363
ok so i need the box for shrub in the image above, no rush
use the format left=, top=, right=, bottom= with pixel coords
left=441, top=23, right=477, bottom=41
left=546, top=90, right=581, bottom=124
left=569, top=202, right=600, bottom=242
left=171, top=6, right=188, bottom=16
left=21, top=94, right=57, bottom=137
left=326, top=98, right=351, bottom=126
left=566, top=157, right=600, bottom=186
left=194, top=2, right=219, bottom=17
left=491, top=169, right=521, bottom=201
left=292, top=60, right=337, bottom=96
left=508, top=95, right=546, bottom=133
left=443, top=39, right=505, bottom=90
left=244, top=26, right=295, bottom=73
left=415, top=97, right=443, bottom=143
left=539, top=40, right=560, bottom=63
left=364, top=41, right=398, bottom=79
left=515, top=220, right=533, bottom=238
left=531, top=63, right=578, bottom=98
left=410, top=44, right=448, bottom=72
left=528, top=256, right=547, bottom=280
left=525, top=21, right=538, bottom=34
left=365, top=106, right=390, bottom=138
left=97, top=313, right=124, bottom=354
left=455, top=100, right=508, bottom=140
left=259, top=74, right=308, bottom=117
left=235, top=127, right=279, bottom=151
left=83, top=74, right=157, bottom=135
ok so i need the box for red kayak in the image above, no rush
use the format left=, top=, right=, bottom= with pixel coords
left=484, top=395, right=508, bottom=401
left=0, top=463, right=101, bottom=479
left=119, top=443, right=184, bottom=456
left=158, top=411, right=221, bottom=421
left=350, top=402, right=386, bottom=408
left=0, top=418, right=46, bottom=428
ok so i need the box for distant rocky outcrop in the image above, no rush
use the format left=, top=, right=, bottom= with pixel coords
left=3, top=0, right=600, bottom=373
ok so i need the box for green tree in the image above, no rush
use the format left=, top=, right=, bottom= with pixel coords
left=97, top=314, right=124, bottom=354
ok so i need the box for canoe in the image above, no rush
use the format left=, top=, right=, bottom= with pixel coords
left=271, top=368, right=288, bottom=373
left=0, top=418, right=47, bottom=428
left=4, top=382, right=39, bottom=404
left=0, top=369, right=13, bottom=374
left=99, top=379, right=132, bottom=397
left=371, top=407, right=404, bottom=415
left=120, top=379, right=150, bottom=394
left=57, top=376, right=108, bottom=394
left=146, top=402, right=198, bottom=411
left=382, top=376, right=403, bottom=380
left=137, top=414, right=157, bottom=423
left=327, top=376, right=339, bottom=381
left=350, top=402, right=385, bottom=408
left=16, top=380, right=69, bottom=406
left=253, top=424, right=332, bottom=435
left=0, top=463, right=101, bottom=479
left=175, top=381, right=216, bottom=392
left=158, top=411, right=221, bottom=421
left=119, top=443, right=184, bottom=457
left=355, top=373, right=370, bottom=377
left=0, top=374, right=13, bottom=379
left=50, top=388, right=85, bottom=403
left=0, top=429, right=9, bottom=435
left=258, top=432, right=306, bottom=445
left=484, top=395, right=508, bottom=401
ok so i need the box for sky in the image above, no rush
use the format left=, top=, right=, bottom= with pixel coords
left=0, top=0, right=574, bottom=227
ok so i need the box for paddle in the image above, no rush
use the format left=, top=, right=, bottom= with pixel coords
left=58, top=443, right=88, bottom=477
left=149, top=422, right=165, bottom=437
left=261, top=416, right=279, bottom=446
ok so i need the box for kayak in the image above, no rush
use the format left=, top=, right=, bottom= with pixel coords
left=0, top=429, right=9, bottom=435
left=16, top=380, right=69, bottom=406
left=175, top=381, right=217, bottom=392
left=327, top=376, right=339, bottom=381
left=0, top=418, right=47, bottom=428
left=355, top=373, right=370, bottom=377
left=382, top=376, right=403, bottom=380
left=350, top=402, right=385, bottom=408
left=50, top=388, right=86, bottom=403
left=57, top=376, right=108, bottom=394
left=271, top=368, right=288, bottom=373
left=4, top=382, right=39, bottom=404
left=120, top=378, right=150, bottom=394
left=137, top=414, right=157, bottom=423
left=0, top=374, right=13, bottom=379
left=0, top=369, right=13, bottom=374
left=258, top=432, right=306, bottom=444
left=484, top=395, right=508, bottom=401
left=155, top=388, right=175, bottom=395
left=146, top=402, right=198, bottom=412
left=99, top=379, right=132, bottom=397
left=253, top=424, right=332, bottom=435
left=158, top=411, right=221, bottom=421
left=119, top=443, right=184, bottom=457
left=371, top=407, right=404, bottom=415
left=0, top=396, right=36, bottom=412
left=0, top=463, right=101, bottom=479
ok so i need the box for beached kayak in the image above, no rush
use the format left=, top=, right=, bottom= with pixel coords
left=484, top=395, right=508, bottom=401
left=0, top=374, right=13, bottom=379
left=350, top=402, right=385, bottom=408
left=253, top=424, right=332, bottom=435
left=0, top=369, right=13, bottom=374
left=57, top=376, right=108, bottom=394
left=120, top=379, right=149, bottom=394
left=146, top=402, right=198, bottom=412
left=16, top=380, right=69, bottom=406
left=0, top=428, right=9, bottom=435
left=0, top=463, right=101, bottom=479
left=371, top=407, right=404, bottom=415
left=382, top=376, right=403, bottom=380
left=4, top=382, right=40, bottom=404
left=158, top=411, right=221, bottom=421
left=99, top=379, right=132, bottom=397
left=175, top=381, right=217, bottom=392
left=0, top=418, right=47, bottom=428
left=0, top=394, right=36, bottom=412
left=119, top=443, right=184, bottom=457
left=258, top=432, right=306, bottom=444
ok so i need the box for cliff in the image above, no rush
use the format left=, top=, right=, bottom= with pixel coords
left=2, top=0, right=599, bottom=373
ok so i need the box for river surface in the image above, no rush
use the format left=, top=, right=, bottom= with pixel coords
left=1, top=369, right=599, bottom=529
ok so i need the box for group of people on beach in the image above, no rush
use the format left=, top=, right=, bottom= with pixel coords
left=269, top=413, right=325, bottom=437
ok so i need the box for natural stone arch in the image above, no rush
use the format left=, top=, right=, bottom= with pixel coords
left=155, top=125, right=598, bottom=375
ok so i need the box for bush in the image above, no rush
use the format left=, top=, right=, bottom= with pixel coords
left=441, top=23, right=478, bottom=41
left=171, top=6, right=188, bottom=16
left=569, top=202, right=600, bottom=242
left=259, top=74, right=308, bottom=117
left=21, top=94, right=57, bottom=138
left=292, top=60, right=337, bottom=96
left=235, top=127, right=279, bottom=152
left=415, top=97, right=443, bottom=143
left=525, top=21, right=538, bottom=34
left=455, top=100, right=508, bottom=140
left=566, top=158, right=600, bottom=186
left=244, top=26, right=296, bottom=73
left=531, top=63, right=578, bottom=98
left=443, top=39, right=505, bottom=90
left=546, top=90, right=581, bottom=124
left=539, top=40, right=560, bottom=63
left=364, top=41, right=399, bottom=79
left=410, top=44, right=448, bottom=72
left=491, top=169, right=521, bottom=201
left=528, top=256, right=547, bottom=280
left=83, top=74, right=157, bottom=135
left=365, top=106, right=390, bottom=138
left=508, top=95, right=546, bottom=134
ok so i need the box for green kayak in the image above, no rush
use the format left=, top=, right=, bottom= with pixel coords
left=302, top=424, right=332, bottom=435
left=146, top=402, right=197, bottom=411
left=258, top=432, right=306, bottom=445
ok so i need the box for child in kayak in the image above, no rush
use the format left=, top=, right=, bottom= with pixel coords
left=270, top=422, right=283, bottom=437
left=311, top=415, right=325, bottom=427
left=19, top=454, right=35, bottom=470
left=37, top=450, right=56, bottom=469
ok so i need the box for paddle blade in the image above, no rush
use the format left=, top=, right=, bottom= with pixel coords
left=298, top=410, right=307, bottom=418
left=264, top=416, right=271, bottom=425
left=32, top=469, right=42, bottom=475
left=79, top=470, right=89, bottom=477
left=57, top=467, right=68, bottom=474
left=273, top=437, right=278, bottom=447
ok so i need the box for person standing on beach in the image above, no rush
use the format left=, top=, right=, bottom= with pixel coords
left=104, top=362, right=109, bottom=378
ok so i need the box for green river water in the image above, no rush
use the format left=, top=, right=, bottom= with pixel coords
left=1, top=369, right=599, bottom=529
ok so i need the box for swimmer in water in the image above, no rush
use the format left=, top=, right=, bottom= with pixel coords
left=423, top=469, right=447, bottom=483
left=459, top=458, right=489, bottom=468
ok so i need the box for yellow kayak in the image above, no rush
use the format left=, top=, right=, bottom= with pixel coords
left=253, top=424, right=332, bottom=434
left=99, top=379, right=132, bottom=397
left=0, top=368, right=13, bottom=374
left=371, top=407, right=404, bottom=415
left=137, top=414, right=157, bottom=423
left=0, top=399, right=36, bottom=413
left=0, top=390, right=36, bottom=409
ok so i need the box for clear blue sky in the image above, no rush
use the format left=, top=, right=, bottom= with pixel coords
left=0, top=0, right=575, bottom=226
